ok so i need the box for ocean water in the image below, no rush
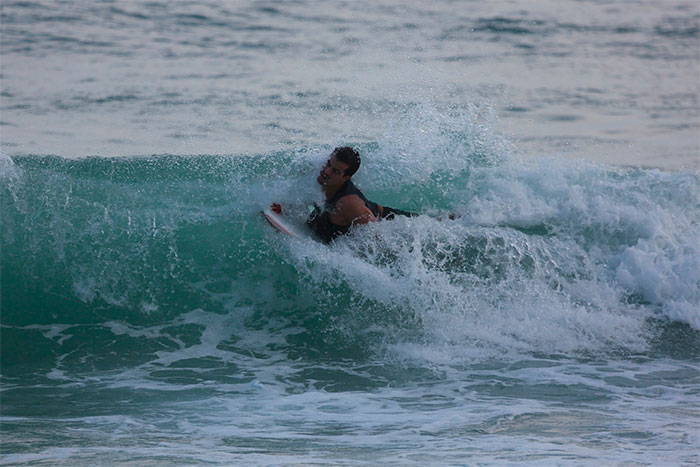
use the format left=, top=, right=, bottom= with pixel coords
left=2, top=1, right=699, bottom=465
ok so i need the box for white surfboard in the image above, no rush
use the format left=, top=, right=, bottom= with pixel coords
left=262, top=206, right=304, bottom=238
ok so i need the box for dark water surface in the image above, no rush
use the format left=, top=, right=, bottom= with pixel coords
left=1, top=0, right=698, bottom=169
left=2, top=1, right=699, bottom=465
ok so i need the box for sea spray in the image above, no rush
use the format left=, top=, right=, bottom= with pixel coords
left=3, top=125, right=699, bottom=467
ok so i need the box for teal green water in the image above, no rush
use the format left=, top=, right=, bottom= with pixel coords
left=2, top=145, right=699, bottom=464
left=2, top=0, right=699, bottom=463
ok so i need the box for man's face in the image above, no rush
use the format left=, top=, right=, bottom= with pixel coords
left=317, top=155, right=350, bottom=187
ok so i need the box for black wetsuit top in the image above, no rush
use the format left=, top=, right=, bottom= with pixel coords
left=307, top=180, right=415, bottom=243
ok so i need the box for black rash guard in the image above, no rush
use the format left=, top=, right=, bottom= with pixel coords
left=306, top=180, right=415, bottom=243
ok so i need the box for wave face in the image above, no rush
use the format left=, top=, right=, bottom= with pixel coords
left=2, top=110, right=699, bottom=464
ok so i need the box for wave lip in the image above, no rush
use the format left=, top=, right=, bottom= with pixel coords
left=2, top=137, right=699, bottom=372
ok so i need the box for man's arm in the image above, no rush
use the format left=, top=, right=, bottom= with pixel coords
left=331, top=195, right=377, bottom=226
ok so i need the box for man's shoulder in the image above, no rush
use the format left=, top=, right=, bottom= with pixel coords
left=333, top=194, right=375, bottom=225
left=335, top=193, right=364, bottom=211
left=334, top=193, right=369, bottom=219
left=341, top=179, right=364, bottom=196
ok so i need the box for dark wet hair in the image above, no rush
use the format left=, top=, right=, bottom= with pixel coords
left=332, top=146, right=361, bottom=177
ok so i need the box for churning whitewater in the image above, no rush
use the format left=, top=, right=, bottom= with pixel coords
left=1, top=0, right=699, bottom=464
left=2, top=111, right=699, bottom=463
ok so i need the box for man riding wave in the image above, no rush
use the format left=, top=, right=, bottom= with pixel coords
left=306, top=146, right=416, bottom=243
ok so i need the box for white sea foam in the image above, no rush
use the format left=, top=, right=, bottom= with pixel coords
left=3, top=1, right=699, bottom=464
left=278, top=127, right=699, bottom=367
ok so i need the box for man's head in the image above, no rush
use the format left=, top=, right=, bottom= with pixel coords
left=317, top=146, right=361, bottom=188
left=331, top=146, right=360, bottom=177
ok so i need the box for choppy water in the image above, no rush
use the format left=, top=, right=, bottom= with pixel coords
left=2, top=1, right=699, bottom=465
left=2, top=0, right=699, bottom=169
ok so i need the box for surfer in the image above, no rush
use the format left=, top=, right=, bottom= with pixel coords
left=306, top=146, right=417, bottom=243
